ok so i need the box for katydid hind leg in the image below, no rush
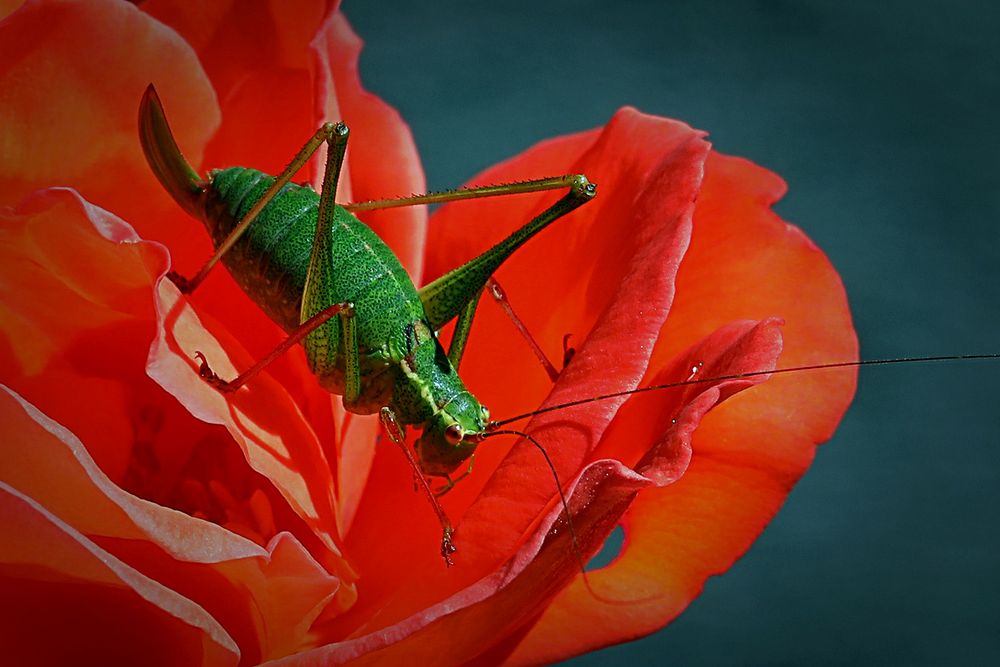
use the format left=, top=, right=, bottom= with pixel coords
left=345, top=174, right=593, bottom=212
left=418, top=174, right=596, bottom=330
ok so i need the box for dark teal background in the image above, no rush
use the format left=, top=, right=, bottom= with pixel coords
left=343, top=2, right=1000, bottom=664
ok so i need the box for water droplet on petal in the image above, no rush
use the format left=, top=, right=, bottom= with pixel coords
left=686, top=360, right=704, bottom=382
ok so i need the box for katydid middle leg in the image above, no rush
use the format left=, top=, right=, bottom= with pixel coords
left=196, top=301, right=356, bottom=392
left=486, top=277, right=562, bottom=382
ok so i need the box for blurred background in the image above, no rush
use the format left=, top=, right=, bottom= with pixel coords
left=343, top=2, right=1000, bottom=664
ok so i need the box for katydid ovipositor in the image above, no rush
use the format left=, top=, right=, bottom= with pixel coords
left=140, top=85, right=999, bottom=571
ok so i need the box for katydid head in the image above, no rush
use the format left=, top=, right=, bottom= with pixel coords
left=415, top=392, right=491, bottom=475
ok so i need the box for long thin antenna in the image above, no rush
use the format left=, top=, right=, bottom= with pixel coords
left=484, top=428, right=623, bottom=603
left=490, top=354, right=1000, bottom=428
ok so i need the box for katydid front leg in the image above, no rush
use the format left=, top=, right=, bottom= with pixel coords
left=380, top=407, right=457, bottom=566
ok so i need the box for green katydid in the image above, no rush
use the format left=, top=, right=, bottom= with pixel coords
left=139, top=85, right=1000, bottom=571
left=140, top=84, right=596, bottom=565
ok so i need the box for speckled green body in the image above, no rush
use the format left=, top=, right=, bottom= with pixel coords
left=201, top=167, right=486, bottom=452
left=137, top=87, right=599, bottom=482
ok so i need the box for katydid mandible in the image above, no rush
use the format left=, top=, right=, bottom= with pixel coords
left=139, top=85, right=595, bottom=565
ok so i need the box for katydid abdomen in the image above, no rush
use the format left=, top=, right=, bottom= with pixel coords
left=205, top=166, right=428, bottom=416
left=204, top=167, right=320, bottom=334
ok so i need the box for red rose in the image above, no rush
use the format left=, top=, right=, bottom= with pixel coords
left=0, top=1, right=856, bottom=664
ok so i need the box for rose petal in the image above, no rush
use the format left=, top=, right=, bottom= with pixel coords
left=422, top=109, right=707, bottom=518
left=0, top=189, right=354, bottom=656
left=0, top=481, right=240, bottom=666
left=0, top=0, right=219, bottom=259
left=0, top=1, right=25, bottom=21
left=264, top=461, right=650, bottom=666
left=2, top=187, right=341, bottom=551
left=0, top=188, right=170, bottom=477
left=0, top=382, right=348, bottom=661
left=509, top=152, right=858, bottom=662
left=335, top=108, right=710, bottom=638
left=311, top=10, right=428, bottom=280
left=456, top=111, right=707, bottom=562
left=141, top=0, right=332, bottom=101
left=149, top=278, right=345, bottom=555
left=272, top=321, right=782, bottom=664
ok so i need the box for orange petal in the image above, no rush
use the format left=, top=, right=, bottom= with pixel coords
left=0, top=481, right=240, bottom=666
left=510, top=152, right=858, bottom=662
left=336, top=108, right=710, bottom=638
left=265, top=460, right=651, bottom=666
left=150, top=263, right=345, bottom=556
left=0, top=0, right=219, bottom=258
left=0, top=189, right=352, bottom=657
left=0, top=1, right=25, bottom=21
left=0, top=385, right=344, bottom=661
left=314, top=322, right=784, bottom=665
left=0, top=188, right=170, bottom=477
left=451, top=110, right=709, bottom=579
left=142, top=0, right=331, bottom=106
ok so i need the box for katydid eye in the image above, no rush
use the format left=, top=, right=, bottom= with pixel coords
left=444, top=424, right=463, bottom=445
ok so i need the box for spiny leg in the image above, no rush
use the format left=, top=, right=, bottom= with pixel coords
left=380, top=407, right=457, bottom=566
left=447, top=276, right=563, bottom=382
left=344, top=175, right=592, bottom=212
left=170, top=121, right=350, bottom=294
left=417, top=175, right=596, bottom=338
left=345, top=174, right=596, bottom=373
